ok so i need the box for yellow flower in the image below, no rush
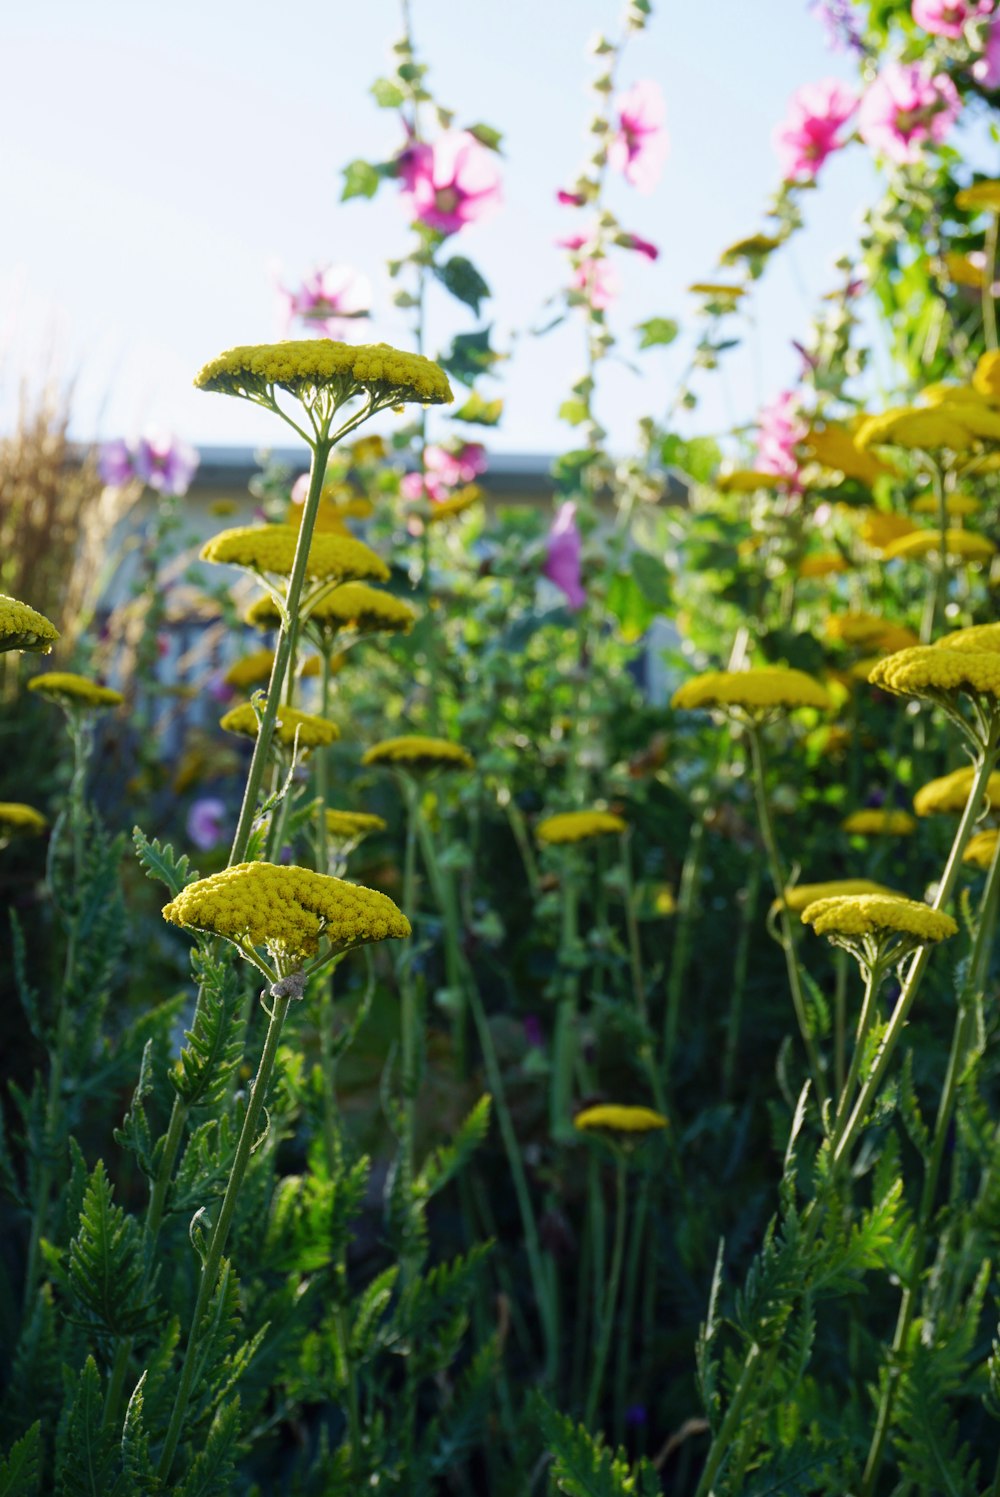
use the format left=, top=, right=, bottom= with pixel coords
left=288, top=488, right=375, bottom=533
left=224, top=649, right=277, bottom=690
left=870, top=644, right=1000, bottom=701
left=802, top=423, right=897, bottom=485
left=0, top=594, right=59, bottom=655
left=426, top=486, right=482, bottom=523
left=209, top=498, right=240, bottom=517
left=325, top=809, right=387, bottom=847
left=801, top=892, right=957, bottom=944
left=825, top=613, right=919, bottom=652
left=352, top=434, right=387, bottom=463
left=964, top=828, right=1000, bottom=868
left=956, top=180, right=1000, bottom=213
left=841, top=809, right=917, bottom=836
left=220, top=701, right=339, bottom=748
left=0, top=803, right=48, bottom=836
left=653, top=885, right=677, bottom=916
left=775, top=878, right=898, bottom=916
left=536, top=810, right=627, bottom=845
left=201, top=524, right=389, bottom=583
left=913, top=764, right=1000, bottom=816
left=574, top=1104, right=668, bottom=1134
left=855, top=407, right=974, bottom=453
left=935, top=622, right=1000, bottom=653
left=720, top=233, right=781, bottom=261
left=248, top=583, right=416, bottom=637
left=881, top=529, right=996, bottom=563
left=798, top=553, right=850, bottom=579
left=856, top=510, right=918, bottom=552
left=941, top=252, right=987, bottom=289
left=671, top=667, right=831, bottom=714
left=935, top=399, right=1000, bottom=441
left=362, top=735, right=475, bottom=772
left=911, top=492, right=981, bottom=517
left=973, top=351, right=1000, bottom=404
left=195, top=340, right=452, bottom=407
left=688, top=281, right=746, bottom=299
left=28, top=672, right=123, bottom=710
left=714, top=468, right=789, bottom=493
left=162, top=860, right=410, bottom=966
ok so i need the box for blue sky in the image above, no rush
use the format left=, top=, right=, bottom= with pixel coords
left=1, top=1, right=883, bottom=459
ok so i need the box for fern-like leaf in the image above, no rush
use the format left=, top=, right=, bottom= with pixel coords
left=415, top=1094, right=492, bottom=1201
left=53, top=1356, right=117, bottom=1497
left=170, top=948, right=244, bottom=1108
left=0, top=1422, right=41, bottom=1497
left=133, top=826, right=200, bottom=896
left=531, top=1392, right=661, bottom=1496
left=175, top=1397, right=241, bottom=1497
left=67, top=1161, right=154, bottom=1337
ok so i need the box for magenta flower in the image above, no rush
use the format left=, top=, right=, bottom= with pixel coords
left=912, top=0, right=992, bottom=38
left=426, top=442, right=487, bottom=488
left=133, top=434, right=199, bottom=496
left=556, top=232, right=589, bottom=253
left=571, top=257, right=620, bottom=310
left=98, top=439, right=135, bottom=487
left=773, top=78, right=858, bottom=182
left=974, top=18, right=1000, bottom=85
left=607, top=80, right=668, bottom=194
left=398, top=131, right=502, bottom=236
left=206, top=670, right=235, bottom=705
left=279, top=264, right=371, bottom=340
left=186, top=797, right=228, bottom=852
left=543, top=502, right=586, bottom=610
left=556, top=188, right=587, bottom=207
left=619, top=231, right=660, bottom=261
left=858, top=62, right=961, bottom=165
left=756, top=391, right=805, bottom=483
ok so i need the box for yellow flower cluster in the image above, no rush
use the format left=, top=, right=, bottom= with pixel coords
left=195, top=340, right=453, bottom=406
left=913, top=765, right=1000, bottom=816
left=0, top=595, right=59, bottom=655
left=202, top=525, right=389, bottom=583
left=798, top=553, right=849, bottom=579
left=162, top=861, right=410, bottom=964
left=801, top=893, right=958, bottom=944
left=869, top=646, right=1000, bottom=700
left=714, top=468, right=788, bottom=493
left=856, top=511, right=916, bottom=552
left=775, top=878, right=898, bottom=916
left=911, top=492, right=980, bottom=517
left=942, top=251, right=986, bottom=289
left=964, top=828, right=1000, bottom=868
left=536, top=810, right=627, bottom=845
left=224, top=649, right=278, bottom=689
left=28, top=672, right=123, bottom=710
left=856, top=408, right=974, bottom=452
left=362, top=735, right=475, bottom=772
left=427, top=487, right=482, bottom=523
left=0, top=803, right=48, bottom=835
left=842, top=809, right=916, bottom=836
left=574, top=1104, right=668, bottom=1134
left=825, top=613, right=918, bottom=652
left=935, top=623, right=1000, bottom=654
left=881, top=529, right=996, bottom=563
left=957, top=181, right=1000, bottom=213
left=220, top=702, right=340, bottom=748
left=248, top=583, right=416, bottom=636
left=671, top=668, right=831, bottom=713
left=325, top=809, right=387, bottom=844
left=802, top=422, right=896, bottom=485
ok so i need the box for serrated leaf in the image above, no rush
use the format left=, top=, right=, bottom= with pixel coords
left=416, top=1095, right=491, bottom=1201
left=54, top=1357, right=117, bottom=1497
left=531, top=1391, right=661, bottom=1496
left=68, top=1162, right=154, bottom=1337
left=0, top=1422, right=41, bottom=1497
left=175, top=1398, right=241, bottom=1497
left=432, top=256, right=490, bottom=315
left=132, top=827, right=199, bottom=898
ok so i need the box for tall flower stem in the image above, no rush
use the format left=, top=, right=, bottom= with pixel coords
left=550, top=855, right=582, bottom=1140
left=747, top=725, right=829, bottom=1112
left=984, top=209, right=999, bottom=354
left=584, top=1156, right=628, bottom=1429
left=833, top=951, right=888, bottom=1132
left=613, top=1173, right=651, bottom=1442
left=314, top=647, right=334, bottom=872
left=861, top=828, right=1000, bottom=1494
left=158, top=990, right=292, bottom=1480
left=617, top=832, right=666, bottom=1114
left=722, top=861, right=761, bottom=1099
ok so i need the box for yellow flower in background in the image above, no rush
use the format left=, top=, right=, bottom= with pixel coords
left=826, top=613, right=919, bottom=653
left=426, top=486, right=482, bottom=523
left=913, top=765, right=1000, bottom=816
left=536, top=810, right=627, bottom=845
left=881, top=529, right=996, bottom=563
left=195, top=340, right=453, bottom=408
left=688, top=281, right=746, bottom=299
left=0, top=595, right=59, bottom=655
left=935, top=622, right=1000, bottom=653
left=973, top=351, right=1000, bottom=404
left=956, top=180, right=1000, bottom=213
left=352, top=434, right=387, bottom=464
left=801, top=422, right=897, bottom=485
left=671, top=667, right=831, bottom=714
left=856, top=510, right=918, bottom=552
left=362, top=735, right=475, bottom=772
left=911, top=492, right=981, bottom=518
left=209, top=498, right=240, bottom=517
left=325, top=809, right=387, bottom=847
left=801, top=892, right=957, bottom=944
left=775, top=878, right=899, bottom=917
left=162, top=860, right=410, bottom=966
left=224, top=649, right=278, bottom=690
left=248, top=583, right=416, bottom=637
left=201, top=524, right=389, bottom=583
left=220, top=701, right=339, bottom=749
left=715, top=468, right=789, bottom=493
left=964, top=828, right=1000, bottom=868
left=287, top=488, right=375, bottom=534
left=652, top=885, right=677, bottom=916
left=719, top=233, right=781, bottom=261
left=0, top=803, right=48, bottom=836
left=841, top=808, right=917, bottom=836
left=869, top=644, right=1000, bottom=700
left=798, top=553, right=850, bottom=579
left=855, top=407, right=974, bottom=452
left=574, top=1104, right=668, bottom=1134
left=28, top=672, right=123, bottom=710
left=941, top=252, right=987, bottom=289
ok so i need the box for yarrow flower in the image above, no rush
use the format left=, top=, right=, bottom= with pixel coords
left=536, top=810, right=627, bottom=845
left=224, top=649, right=280, bottom=690
left=964, top=827, right=1000, bottom=867
left=857, top=62, right=961, bottom=166
left=220, top=701, right=339, bottom=750
left=801, top=421, right=897, bottom=485
left=798, top=552, right=850, bottom=578
left=671, top=668, right=831, bottom=715
left=0, top=803, right=48, bottom=837
left=247, top=582, right=416, bottom=638
left=361, top=735, right=475, bottom=772
left=194, top=340, right=453, bottom=415
left=773, top=78, right=858, bottom=183
left=881, top=529, right=996, bottom=563
left=935, top=622, right=1000, bottom=653
left=574, top=1104, right=668, bottom=1134
left=0, top=594, right=59, bottom=655
left=28, top=672, right=123, bottom=711
left=279, top=264, right=371, bottom=340
left=868, top=646, right=1000, bottom=747
left=842, top=808, right=917, bottom=836
left=99, top=433, right=199, bottom=496
left=801, top=892, right=957, bottom=944
left=543, top=502, right=586, bottom=610
left=775, top=878, right=898, bottom=916
left=826, top=613, right=919, bottom=652
left=186, top=797, right=228, bottom=851
left=325, top=809, right=386, bottom=848
left=913, top=764, right=1000, bottom=815
left=397, top=130, right=502, bottom=236
left=201, top=525, right=389, bottom=585
left=607, top=80, right=668, bottom=193
left=162, top=861, right=410, bottom=971
left=714, top=468, right=789, bottom=493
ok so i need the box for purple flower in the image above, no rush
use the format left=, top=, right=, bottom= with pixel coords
left=133, top=433, right=199, bottom=496
left=98, top=438, right=136, bottom=486
left=186, top=797, right=227, bottom=851
left=398, top=130, right=503, bottom=236
left=973, top=19, right=1000, bottom=86
left=810, top=0, right=866, bottom=53
left=206, top=670, right=235, bottom=705
left=756, top=390, right=805, bottom=484
left=279, top=264, right=371, bottom=340
left=543, top=502, right=586, bottom=610
left=523, top=1015, right=545, bottom=1049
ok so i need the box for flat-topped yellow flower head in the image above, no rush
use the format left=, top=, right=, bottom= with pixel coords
left=856, top=511, right=917, bottom=552
left=201, top=524, right=389, bottom=583
left=536, top=810, right=627, bottom=845
left=0, top=803, right=48, bottom=838
left=842, top=808, right=916, bottom=836
left=934, top=623, right=1000, bottom=654
left=802, top=423, right=897, bottom=485
left=956, top=180, right=1000, bottom=214
left=325, top=809, right=387, bottom=848
left=162, top=861, right=410, bottom=969
left=28, top=672, right=123, bottom=711
left=798, top=553, right=850, bottom=579
left=855, top=406, right=973, bottom=453
left=826, top=612, right=917, bottom=651
left=912, top=492, right=981, bottom=517
left=195, top=340, right=452, bottom=410
left=249, top=583, right=416, bottom=637
left=881, top=529, right=996, bottom=564
left=801, top=893, right=957, bottom=945
left=973, top=351, right=1000, bottom=405
left=869, top=646, right=1000, bottom=701
left=913, top=765, right=1000, bottom=816
left=671, top=667, right=831, bottom=715
left=775, top=878, right=899, bottom=917
left=964, top=828, right=1000, bottom=869
left=714, top=468, right=789, bottom=493
left=0, top=595, right=59, bottom=655
left=426, top=487, right=481, bottom=523
left=220, top=701, right=339, bottom=749
left=574, top=1104, right=668, bottom=1134
left=224, top=649, right=277, bottom=690
left=362, top=735, right=474, bottom=773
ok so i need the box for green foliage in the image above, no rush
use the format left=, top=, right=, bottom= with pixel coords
left=170, top=948, right=244, bottom=1107
left=433, top=256, right=491, bottom=315
left=438, top=327, right=502, bottom=386
left=415, top=1094, right=491, bottom=1201
left=340, top=159, right=382, bottom=201
left=531, top=1394, right=661, bottom=1496
left=67, top=1161, right=153, bottom=1339
left=53, top=1357, right=118, bottom=1497
left=453, top=391, right=504, bottom=424
left=175, top=1398, right=242, bottom=1497
left=133, top=826, right=200, bottom=897
left=0, top=1423, right=41, bottom=1497
left=636, top=316, right=679, bottom=349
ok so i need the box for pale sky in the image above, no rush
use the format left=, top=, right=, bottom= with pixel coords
left=1, top=1, right=889, bottom=459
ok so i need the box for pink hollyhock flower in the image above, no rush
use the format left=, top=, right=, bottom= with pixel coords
left=608, top=80, right=668, bottom=194
left=186, top=797, right=228, bottom=852
left=756, top=391, right=805, bottom=482
left=556, top=232, right=589, bottom=253
left=619, top=231, right=660, bottom=261
left=543, top=502, right=586, bottom=610
left=98, top=439, right=136, bottom=487
left=858, top=61, right=961, bottom=164
left=912, top=0, right=993, bottom=38
left=572, top=257, right=621, bottom=310
left=133, top=434, right=199, bottom=496
left=773, top=78, right=858, bottom=182
left=279, top=264, right=371, bottom=339
left=398, top=131, right=502, bottom=236
left=400, top=471, right=430, bottom=502
left=557, top=188, right=587, bottom=206
left=973, top=17, right=1000, bottom=84
left=425, top=443, right=487, bottom=488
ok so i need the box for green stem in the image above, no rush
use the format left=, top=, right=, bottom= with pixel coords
left=722, top=862, right=761, bottom=1100
left=551, top=856, right=581, bottom=1141
left=585, top=1158, right=628, bottom=1429
left=664, top=797, right=709, bottom=1077
left=504, top=795, right=541, bottom=899
left=693, top=1343, right=765, bottom=1497
left=398, top=778, right=422, bottom=1278
left=984, top=211, right=998, bottom=354
left=158, top=992, right=292, bottom=1480
left=833, top=949, right=849, bottom=1098
left=613, top=1175, right=650, bottom=1443
left=315, top=648, right=333, bottom=872
left=833, top=953, right=887, bottom=1133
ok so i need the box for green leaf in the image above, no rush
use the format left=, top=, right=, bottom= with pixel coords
left=558, top=398, right=589, bottom=427
left=432, top=256, right=490, bottom=315
left=0, top=1423, right=41, bottom=1497
left=170, top=948, right=244, bottom=1108
left=466, top=123, right=503, bottom=151
left=54, top=1358, right=117, bottom=1497
left=133, top=827, right=199, bottom=898
left=636, top=316, right=679, bottom=349
left=531, top=1392, right=661, bottom=1496
left=630, top=551, right=671, bottom=612
left=660, top=432, right=722, bottom=483
left=175, top=1398, right=241, bottom=1497
left=341, top=159, right=381, bottom=202
left=350, top=1265, right=400, bottom=1362
left=119, top=1374, right=157, bottom=1489
left=606, top=572, right=657, bottom=642
left=68, top=1162, right=154, bottom=1338
left=416, top=1095, right=492, bottom=1201
left=453, top=392, right=503, bottom=426
left=438, top=327, right=502, bottom=388
left=370, top=77, right=404, bottom=108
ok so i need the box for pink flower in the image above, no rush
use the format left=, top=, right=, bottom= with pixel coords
left=772, top=78, right=858, bottom=182
left=398, top=131, right=502, bottom=236
left=279, top=264, right=371, bottom=340
left=619, top=231, right=660, bottom=261
left=426, top=443, right=487, bottom=488
left=557, top=188, right=587, bottom=206
left=608, top=80, right=668, bottom=194
left=973, top=18, right=1000, bottom=85
left=912, top=0, right=993, bottom=38
left=543, top=502, right=586, bottom=610
left=756, top=391, right=806, bottom=483
left=98, top=439, right=135, bottom=487
left=400, top=471, right=429, bottom=502
left=134, top=433, right=199, bottom=496
left=858, top=61, right=961, bottom=164
left=571, top=257, right=620, bottom=310
left=556, top=232, right=589, bottom=253
left=186, top=797, right=228, bottom=852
